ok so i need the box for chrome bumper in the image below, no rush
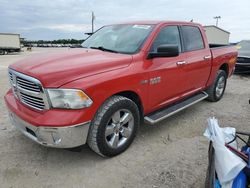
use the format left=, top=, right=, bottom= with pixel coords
left=8, top=111, right=90, bottom=148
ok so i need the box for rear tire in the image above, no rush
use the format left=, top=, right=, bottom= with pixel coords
left=87, top=95, right=140, bottom=157
left=206, top=70, right=227, bottom=102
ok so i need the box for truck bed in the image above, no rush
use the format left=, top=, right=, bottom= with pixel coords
left=210, top=44, right=237, bottom=63
left=209, top=43, right=231, bottom=48
left=206, top=44, right=237, bottom=87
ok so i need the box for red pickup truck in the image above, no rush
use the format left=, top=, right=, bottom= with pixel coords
left=5, top=21, right=237, bottom=157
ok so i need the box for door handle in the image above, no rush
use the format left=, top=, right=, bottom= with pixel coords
left=204, top=55, right=211, bottom=60
left=176, top=61, right=186, bottom=65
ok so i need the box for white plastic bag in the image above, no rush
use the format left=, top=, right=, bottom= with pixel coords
left=204, top=117, right=246, bottom=188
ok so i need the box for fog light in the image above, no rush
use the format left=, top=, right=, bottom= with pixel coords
left=52, top=132, right=62, bottom=144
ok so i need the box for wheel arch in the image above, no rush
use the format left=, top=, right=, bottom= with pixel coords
left=219, top=63, right=229, bottom=77
left=113, top=90, right=144, bottom=122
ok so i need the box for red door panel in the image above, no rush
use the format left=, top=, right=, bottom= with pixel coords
left=146, top=53, right=188, bottom=111
left=183, top=49, right=211, bottom=90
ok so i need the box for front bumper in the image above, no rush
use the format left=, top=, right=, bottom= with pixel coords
left=8, top=110, right=90, bottom=148
left=234, top=57, right=250, bottom=74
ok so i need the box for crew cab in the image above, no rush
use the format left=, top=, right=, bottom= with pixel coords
left=4, top=21, right=237, bottom=157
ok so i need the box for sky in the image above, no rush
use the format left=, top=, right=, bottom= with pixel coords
left=0, top=0, right=249, bottom=42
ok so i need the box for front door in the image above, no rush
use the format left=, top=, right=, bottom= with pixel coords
left=146, top=25, right=190, bottom=111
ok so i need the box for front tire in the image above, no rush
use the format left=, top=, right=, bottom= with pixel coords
left=87, top=95, right=140, bottom=157
left=206, top=70, right=227, bottom=102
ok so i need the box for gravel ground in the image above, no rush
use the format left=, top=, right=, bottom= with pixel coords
left=0, top=48, right=249, bottom=188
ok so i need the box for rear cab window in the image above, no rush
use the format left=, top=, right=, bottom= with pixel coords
left=181, top=26, right=204, bottom=52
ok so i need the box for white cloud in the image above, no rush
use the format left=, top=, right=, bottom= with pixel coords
left=46, top=24, right=92, bottom=32
left=0, top=0, right=249, bottom=41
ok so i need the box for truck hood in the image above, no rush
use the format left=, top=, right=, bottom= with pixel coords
left=238, top=50, right=250, bottom=58
left=10, top=48, right=133, bottom=87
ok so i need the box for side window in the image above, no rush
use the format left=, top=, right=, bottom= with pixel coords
left=150, top=26, right=181, bottom=52
left=182, top=26, right=204, bottom=51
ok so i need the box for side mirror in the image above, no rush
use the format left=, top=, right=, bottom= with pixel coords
left=147, top=44, right=179, bottom=59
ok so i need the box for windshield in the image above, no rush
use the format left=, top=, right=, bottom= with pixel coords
left=82, top=24, right=154, bottom=54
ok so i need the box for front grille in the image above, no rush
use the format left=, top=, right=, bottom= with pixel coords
left=8, top=69, right=48, bottom=110
left=9, top=72, right=13, bottom=82
left=17, top=77, right=41, bottom=92
left=237, top=57, right=250, bottom=64
left=20, top=92, right=45, bottom=109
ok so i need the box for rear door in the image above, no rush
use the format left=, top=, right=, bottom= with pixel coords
left=180, top=25, right=212, bottom=91
left=147, top=25, right=189, bottom=110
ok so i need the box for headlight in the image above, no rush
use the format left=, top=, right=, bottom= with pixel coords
left=46, top=89, right=93, bottom=109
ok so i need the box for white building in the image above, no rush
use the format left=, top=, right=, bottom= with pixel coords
left=204, top=25, right=230, bottom=45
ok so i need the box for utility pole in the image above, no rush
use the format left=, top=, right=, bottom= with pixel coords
left=91, top=11, right=95, bottom=33
left=213, top=16, right=221, bottom=27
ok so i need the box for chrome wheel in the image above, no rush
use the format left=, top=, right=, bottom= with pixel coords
left=105, top=109, right=134, bottom=149
left=215, top=77, right=225, bottom=98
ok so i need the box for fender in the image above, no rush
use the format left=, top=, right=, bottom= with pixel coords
left=62, top=62, right=149, bottom=122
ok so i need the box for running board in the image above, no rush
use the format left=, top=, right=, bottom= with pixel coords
left=144, top=92, right=208, bottom=125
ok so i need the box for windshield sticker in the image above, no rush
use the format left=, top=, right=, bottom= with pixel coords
left=133, top=25, right=151, bottom=29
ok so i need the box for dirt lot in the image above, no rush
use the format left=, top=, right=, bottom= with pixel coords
left=0, top=48, right=249, bottom=188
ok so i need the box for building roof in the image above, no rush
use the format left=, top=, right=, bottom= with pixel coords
left=204, top=25, right=230, bottom=34
left=0, top=33, right=20, bottom=35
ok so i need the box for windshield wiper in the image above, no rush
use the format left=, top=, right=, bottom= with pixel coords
left=89, top=46, right=118, bottom=53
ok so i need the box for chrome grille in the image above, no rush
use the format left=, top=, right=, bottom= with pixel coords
left=237, top=57, right=250, bottom=64
left=9, top=72, right=13, bottom=82
left=17, top=77, right=41, bottom=92
left=20, top=92, right=45, bottom=109
left=8, top=69, right=49, bottom=110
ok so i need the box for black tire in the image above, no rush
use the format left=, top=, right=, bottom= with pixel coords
left=87, top=95, right=140, bottom=157
left=205, top=142, right=215, bottom=188
left=206, top=70, right=227, bottom=102
left=0, top=50, right=4, bottom=55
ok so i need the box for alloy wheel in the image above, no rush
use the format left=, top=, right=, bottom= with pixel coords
left=105, top=109, right=134, bottom=149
